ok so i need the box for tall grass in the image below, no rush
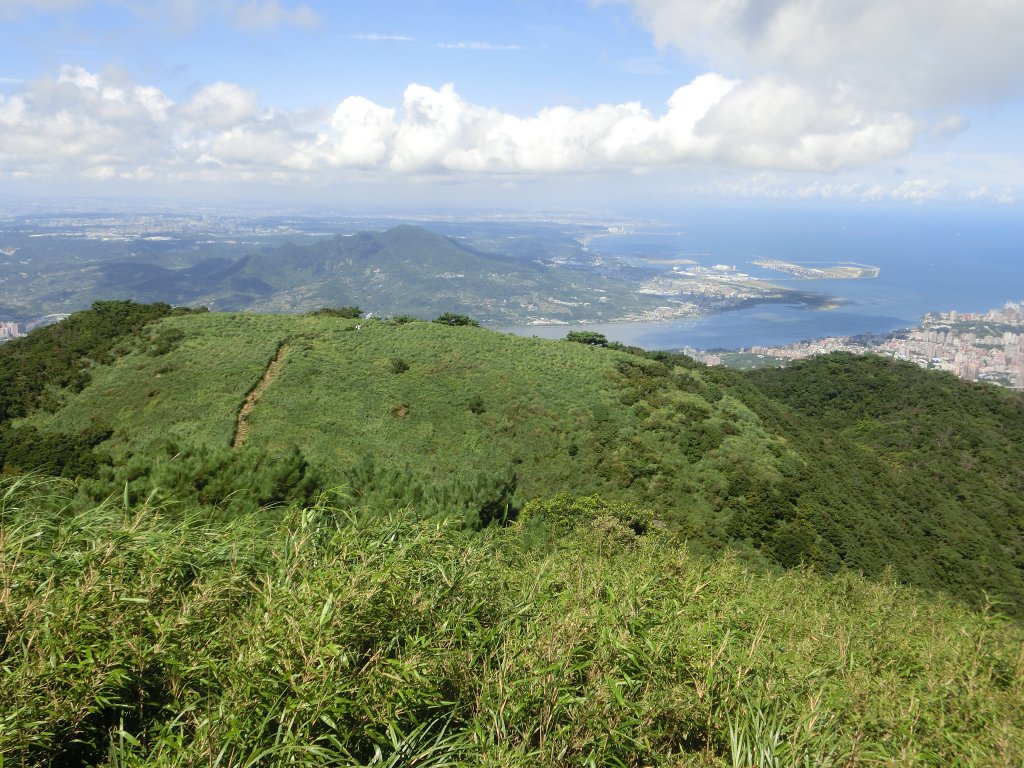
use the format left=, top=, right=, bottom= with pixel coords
left=2, top=477, right=1022, bottom=766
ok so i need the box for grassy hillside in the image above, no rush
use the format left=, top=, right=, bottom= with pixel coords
left=9, top=306, right=1024, bottom=617
left=20, top=311, right=783, bottom=531
left=3, top=476, right=1022, bottom=767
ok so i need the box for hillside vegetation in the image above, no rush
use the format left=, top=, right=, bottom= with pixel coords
left=2, top=303, right=1024, bottom=765
left=4, top=304, right=1023, bottom=617
left=2, top=476, right=1022, bottom=767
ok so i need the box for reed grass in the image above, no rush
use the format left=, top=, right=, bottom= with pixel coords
left=2, top=477, right=1021, bottom=766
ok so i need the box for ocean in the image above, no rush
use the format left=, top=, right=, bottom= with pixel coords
left=503, top=204, right=1024, bottom=350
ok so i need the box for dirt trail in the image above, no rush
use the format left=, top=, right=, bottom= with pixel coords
left=233, top=344, right=289, bottom=448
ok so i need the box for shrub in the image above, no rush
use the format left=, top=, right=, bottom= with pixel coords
left=6, top=480, right=1019, bottom=766
left=566, top=330, right=608, bottom=346
left=434, top=312, right=479, bottom=327
left=309, top=306, right=363, bottom=319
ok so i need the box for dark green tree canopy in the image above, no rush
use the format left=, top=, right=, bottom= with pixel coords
left=309, top=306, right=363, bottom=319
left=434, top=312, right=479, bottom=327
left=566, top=331, right=608, bottom=346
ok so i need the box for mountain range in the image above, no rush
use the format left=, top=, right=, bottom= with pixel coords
left=80, top=225, right=648, bottom=322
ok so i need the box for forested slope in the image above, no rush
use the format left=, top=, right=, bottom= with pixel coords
left=745, top=355, right=1024, bottom=612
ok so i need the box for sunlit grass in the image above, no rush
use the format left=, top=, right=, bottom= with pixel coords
left=2, top=477, right=1021, bottom=766
left=22, top=312, right=781, bottom=535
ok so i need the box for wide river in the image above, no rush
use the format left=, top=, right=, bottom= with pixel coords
left=501, top=205, right=1024, bottom=350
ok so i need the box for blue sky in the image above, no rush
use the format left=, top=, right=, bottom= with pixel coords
left=1, top=0, right=1022, bottom=210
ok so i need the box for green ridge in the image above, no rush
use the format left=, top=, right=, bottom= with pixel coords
left=6, top=305, right=1024, bottom=616
left=3, top=304, right=1024, bottom=764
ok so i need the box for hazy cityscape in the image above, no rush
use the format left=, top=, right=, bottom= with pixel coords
left=689, top=301, right=1024, bottom=390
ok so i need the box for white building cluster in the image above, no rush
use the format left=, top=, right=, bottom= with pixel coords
left=708, top=301, right=1024, bottom=390
left=0, top=321, right=23, bottom=341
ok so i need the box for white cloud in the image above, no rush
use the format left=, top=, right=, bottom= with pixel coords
left=57, top=65, right=101, bottom=91
left=878, top=178, right=949, bottom=203
left=437, top=42, right=524, bottom=51
left=930, top=115, right=968, bottom=139
left=0, top=94, right=27, bottom=125
left=0, top=65, right=1010, bottom=204
left=965, top=186, right=1016, bottom=205
left=390, top=84, right=486, bottom=172
left=0, top=68, right=174, bottom=177
left=326, top=96, right=396, bottom=167
left=351, top=33, right=413, bottom=42
left=699, top=76, right=917, bottom=171
left=134, top=85, right=173, bottom=122
left=611, top=0, right=1024, bottom=110
left=180, top=82, right=259, bottom=131
left=670, top=154, right=1023, bottom=205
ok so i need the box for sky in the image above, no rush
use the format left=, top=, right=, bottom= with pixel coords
left=0, top=0, right=1022, bottom=211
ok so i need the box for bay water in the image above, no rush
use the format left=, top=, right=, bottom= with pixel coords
left=503, top=204, right=1024, bottom=350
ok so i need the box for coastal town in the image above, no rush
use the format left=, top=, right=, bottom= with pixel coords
left=689, top=301, right=1024, bottom=390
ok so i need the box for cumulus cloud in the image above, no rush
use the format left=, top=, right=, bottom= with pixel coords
left=0, top=67, right=174, bottom=178
left=326, top=96, right=397, bottom=167
left=181, top=82, right=260, bottom=131
left=0, top=65, right=948, bottom=186
left=698, top=76, right=917, bottom=171
left=612, top=0, right=1024, bottom=110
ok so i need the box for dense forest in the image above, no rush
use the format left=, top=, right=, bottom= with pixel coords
left=1, top=302, right=1022, bottom=765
